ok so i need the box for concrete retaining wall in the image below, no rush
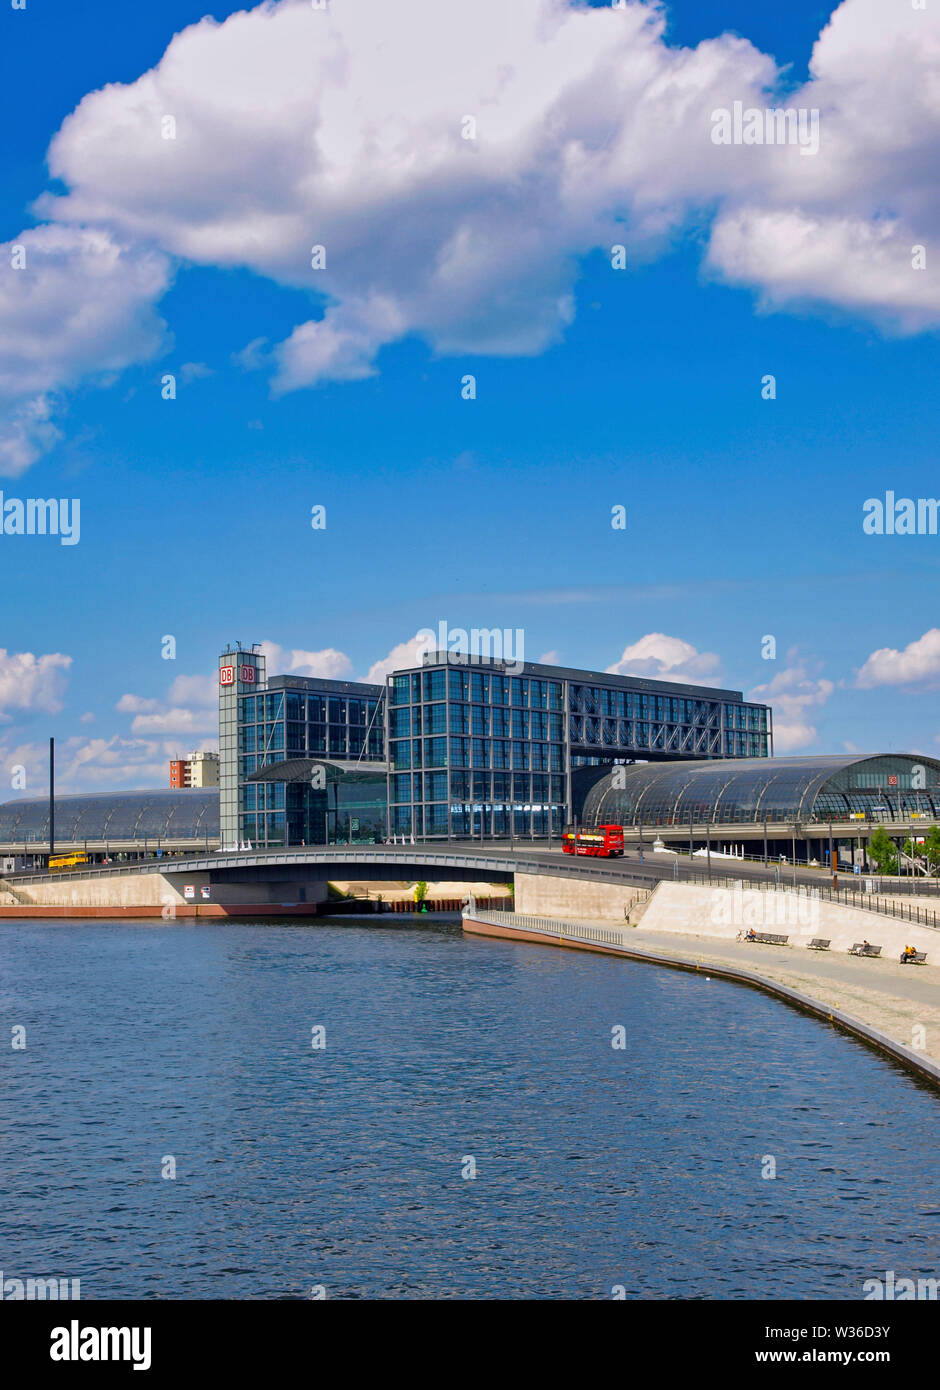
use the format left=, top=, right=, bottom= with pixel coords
left=640, top=881, right=939, bottom=958
left=513, top=871, right=646, bottom=923
left=2, top=872, right=328, bottom=912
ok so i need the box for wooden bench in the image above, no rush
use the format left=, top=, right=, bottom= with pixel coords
left=808, top=938, right=830, bottom=950
left=743, top=932, right=789, bottom=945
left=849, top=943, right=882, bottom=957
left=900, top=950, right=927, bottom=965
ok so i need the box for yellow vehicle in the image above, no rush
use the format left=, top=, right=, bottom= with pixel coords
left=48, top=852, right=89, bottom=871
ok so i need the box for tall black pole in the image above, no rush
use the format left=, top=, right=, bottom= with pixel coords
left=49, top=737, right=55, bottom=859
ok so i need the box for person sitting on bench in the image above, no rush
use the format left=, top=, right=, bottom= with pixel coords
left=901, top=944, right=918, bottom=964
left=744, top=928, right=757, bottom=942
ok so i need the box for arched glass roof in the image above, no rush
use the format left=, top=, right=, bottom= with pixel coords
left=583, top=755, right=940, bottom=826
left=0, top=790, right=219, bottom=843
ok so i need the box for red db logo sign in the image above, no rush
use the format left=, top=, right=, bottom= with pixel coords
left=240, top=665, right=256, bottom=683
left=888, top=774, right=898, bottom=786
left=219, top=665, right=235, bottom=685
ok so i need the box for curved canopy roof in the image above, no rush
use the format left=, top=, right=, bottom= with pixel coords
left=0, top=789, right=219, bottom=843
left=582, top=754, right=940, bottom=827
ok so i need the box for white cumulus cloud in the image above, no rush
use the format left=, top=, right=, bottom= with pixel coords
left=748, top=664, right=834, bottom=752
left=0, top=0, right=934, bottom=465
left=117, top=671, right=220, bottom=735
left=856, top=629, right=940, bottom=689
left=259, top=640, right=354, bottom=680
left=0, top=224, right=170, bottom=472
left=607, top=633, right=722, bottom=683
left=0, top=649, right=72, bottom=717
left=365, top=633, right=436, bottom=685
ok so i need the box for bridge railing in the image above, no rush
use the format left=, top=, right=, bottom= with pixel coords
left=8, top=844, right=661, bottom=888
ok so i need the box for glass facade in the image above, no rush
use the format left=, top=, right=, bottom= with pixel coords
left=219, top=645, right=265, bottom=847
left=229, top=669, right=385, bottom=848
left=583, top=754, right=940, bottom=828
left=387, top=662, right=568, bottom=838
left=220, top=646, right=773, bottom=845
left=387, top=655, right=771, bottom=839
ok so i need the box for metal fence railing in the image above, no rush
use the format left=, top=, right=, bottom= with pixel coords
left=677, top=873, right=940, bottom=932
left=463, top=907, right=638, bottom=949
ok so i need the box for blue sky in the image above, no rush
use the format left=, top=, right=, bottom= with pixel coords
left=0, top=0, right=937, bottom=791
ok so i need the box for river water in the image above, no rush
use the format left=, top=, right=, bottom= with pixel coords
left=1, top=917, right=937, bottom=1299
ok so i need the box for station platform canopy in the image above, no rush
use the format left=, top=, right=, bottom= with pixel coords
left=0, top=789, right=219, bottom=845
left=582, top=754, right=940, bottom=827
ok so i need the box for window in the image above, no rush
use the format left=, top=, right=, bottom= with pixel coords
left=424, top=737, right=447, bottom=768
left=390, top=707, right=411, bottom=738
left=391, top=774, right=412, bottom=803
left=425, top=703, right=448, bottom=733
left=423, top=670, right=446, bottom=702
left=449, top=737, right=469, bottom=768
left=425, top=772, right=448, bottom=801
left=488, top=740, right=504, bottom=770
left=471, top=738, right=490, bottom=768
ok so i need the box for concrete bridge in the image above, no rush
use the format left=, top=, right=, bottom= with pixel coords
left=3, top=838, right=871, bottom=891
left=3, top=840, right=938, bottom=921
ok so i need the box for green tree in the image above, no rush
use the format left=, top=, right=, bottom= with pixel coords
left=868, top=826, right=898, bottom=874
left=413, top=881, right=428, bottom=904
left=923, top=825, right=940, bottom=871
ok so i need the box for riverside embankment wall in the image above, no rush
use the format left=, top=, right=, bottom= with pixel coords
left=638, top=881, right=939, bottom=959
left=513, top=873, right=939, bottom=958
left=513, top=872, right=648, bottom=922
left=0, top=871, right=328, bottom=917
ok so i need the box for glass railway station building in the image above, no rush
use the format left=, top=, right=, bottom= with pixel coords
left=0, top=789, right=219, bottom=867
left=218, top=642, right=772, bottom=848
left=3, top=648, right=937, bottom=863
left=581, top=753, right=940, bottom=864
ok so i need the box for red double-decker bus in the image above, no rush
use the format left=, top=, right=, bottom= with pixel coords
left=561, top=824, right=625, bottom=857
